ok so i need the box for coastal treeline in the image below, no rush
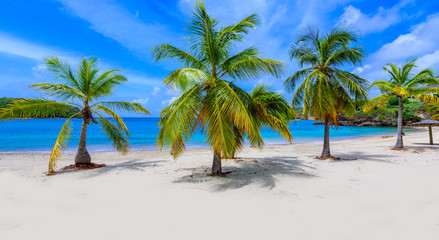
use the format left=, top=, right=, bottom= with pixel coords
left=1, top=1, right=439, bottom=175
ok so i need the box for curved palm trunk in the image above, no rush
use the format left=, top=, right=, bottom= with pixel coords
left=395, top=97, right=404, bottom=149
left=211, top=150, right=222, bottom=175
left=321, top=118, right=331, bottom=158
left=75, top=118, right=91, bottom=165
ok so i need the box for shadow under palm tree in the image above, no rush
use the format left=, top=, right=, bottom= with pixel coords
left=174, top=156, right=317, bottom=191
left=56, top=159, right=167, bottom=177
left=333, top=152, right=395, bottom=163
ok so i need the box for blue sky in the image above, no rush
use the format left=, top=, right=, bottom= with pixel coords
left=0, top=0, right=438, bottom=116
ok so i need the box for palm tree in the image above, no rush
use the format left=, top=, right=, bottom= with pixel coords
left=0, top=57, right=150, bottom=174
left=284, top=27, right=369, bottom=159
left=364, top=59, right=439, bottom=149
left=153, top=1, right=284, bottom=175
left=229, top=85, right=295, bottom=158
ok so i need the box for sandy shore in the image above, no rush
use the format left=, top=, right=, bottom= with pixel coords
left=1, top=129, right=439, bottom=239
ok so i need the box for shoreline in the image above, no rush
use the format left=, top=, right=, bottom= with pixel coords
left=0, top=126, right=426, bottom=154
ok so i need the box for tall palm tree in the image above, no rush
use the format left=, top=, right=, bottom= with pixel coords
left=284, top=27, right=369, bottom=159
left=229, top=85, right=295, bottom=158
left=153, top=1, right=284, bottom=175
left=0, top=57, right=150, bottom=174
left=364, top=59, right=439, bottom=149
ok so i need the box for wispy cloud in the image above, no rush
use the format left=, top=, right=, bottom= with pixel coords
left=132, top=98, right=149, bottom=106
left=0, top=32, right=79, bottom=62
left=161, top=96, right=178, bottom=106
left=56, top=0, right=181, bottom=58
left=338, top=0, right=414, bottom=34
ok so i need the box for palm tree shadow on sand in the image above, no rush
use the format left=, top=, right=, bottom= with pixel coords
left=332, top=152, right=395, bottom=163
left=411, top=143, right=439, bottom=149
left=174, top=156, right=317, bottom=191
left=56, top=160, right=167, bottom=177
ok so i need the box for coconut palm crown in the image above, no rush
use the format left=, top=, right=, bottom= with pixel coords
left=364, top=59, right=439, bottom=149
left=0, top=57, right=150, bottom=174
left=153, top=1, right=286, bottom=175
left=284, top=27, right=369, bottom=159
left=230, top=84, right=295, bottom=158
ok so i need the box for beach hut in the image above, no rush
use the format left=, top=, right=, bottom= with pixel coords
left=409, top=120, right=439, bottom=145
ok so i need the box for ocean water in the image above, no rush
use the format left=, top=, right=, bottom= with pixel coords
left=0, top=118, right=408, bottom=152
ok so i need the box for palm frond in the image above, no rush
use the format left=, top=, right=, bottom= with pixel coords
left=370, top=80, right=397, bottom=92
left=152, top=44, right=208, bottom=71
left=218, top=14, right=260, bottom=47
left=284, top=67, right=313, bottom=92
left=48, top=114, right=79, bottom=174
left=226, top=57, right=285, bottom=80
left=30, top=83, right=85, bottom=101
left=0, top=99, right=77, bottom=121
left=163, top=68, right=210, bottom=91
left=363, top=93, right=393, bottom=112
left=157, top=84, right=203, bottom=156
left=96, top=113, right=129, bottom=153
left=44, top=57, right=81, bottom=90
left=93, top=105, right=130, bottom=136
left=89, top=71, right=127, bottom=100
left=415, top=93, right=439, bottom=105
left=96, top=102, right=151, bottom=115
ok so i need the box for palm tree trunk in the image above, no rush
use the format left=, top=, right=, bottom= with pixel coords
left=395, top=97, right=404, bottom=149
left=75, top=118, right=91, bottom=165
left=428, top=124, right=433, bottom=145
left=321, top=118, right=331, bottom=158
left=211, top=150, right=222, bottom=175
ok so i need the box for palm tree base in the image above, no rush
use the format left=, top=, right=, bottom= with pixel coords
left=208, top=172, right=228, bottom=177
left=208, top=171, right=233, bottom=177
left=391, top=147, right=406, bottom=151
left=62, top=162, right=107, bottom=171
left=316, top=155, right=341, bottom=160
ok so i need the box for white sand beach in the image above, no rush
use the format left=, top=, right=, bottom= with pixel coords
left=1, top=130, right=439, bottom=240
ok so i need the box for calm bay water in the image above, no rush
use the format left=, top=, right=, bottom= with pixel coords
left=0, top=118, right=405, bottom=152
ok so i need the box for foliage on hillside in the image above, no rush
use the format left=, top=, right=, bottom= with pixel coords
left=297, top=97, right=429, bottom=126
left=0, top=97, right=81, bottom=118
left=337, top=97, right=425, bottom=126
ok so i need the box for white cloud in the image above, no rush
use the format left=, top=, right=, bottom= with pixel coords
left=161, top=97, right=178, bottom=106
left=132, top=98, right=149, bottom=106
left=371, top=14, right=439, bottom=63
left=353, top=65, right=371, bottom=74
left=31, top=63, right=47, bottom=78
left=151, top=87, right=160, bottom=96
left=338, top=0, right=413, bottom=34
left=358, top=14, right=439, bottom=84
left=417, top=50, right=439, bottom=70
left=296, top=0, right=353, bottom=29
left=57, top=0, right=180, bottom=57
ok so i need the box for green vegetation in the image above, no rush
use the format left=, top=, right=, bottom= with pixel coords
left=364, top=59, right=439, bottom=149
left=285, top=27, right=368, bottom=159
left=0, top=57, right=150, bottom=174
left=153, top=1, right=290, bottom=175
left=0, top=97, right=81, bottom=118
left=354, top=97, right=423, bottom=124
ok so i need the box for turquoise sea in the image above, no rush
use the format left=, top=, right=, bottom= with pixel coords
left=0, top=118, right=407, bottom=152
